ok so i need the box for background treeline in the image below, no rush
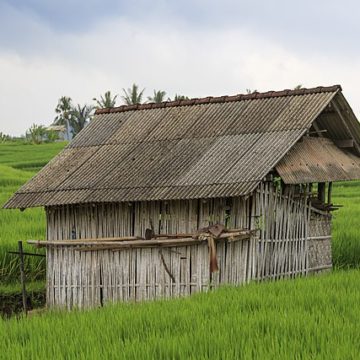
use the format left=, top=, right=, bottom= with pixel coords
left=2, top=84, right=303, bottom=144
left=1, top=84, right=189, bottom=145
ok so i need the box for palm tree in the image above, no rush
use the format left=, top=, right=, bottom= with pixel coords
left=170, top=94, right=189, bottom=101
left=70, top=104, right=94, bottom=136
left=0, top=132, right=10, bottom=143
left=93, top=91, right=118, bottom=109
left=122, top=84, right=145, bottom=105
left=147, top=90, right=167, bottom=103
left=26, top=124, right=47, bottom=144
left=246, top=89, right=258, bottom=94
left=54, top=96, right=73, bottom=140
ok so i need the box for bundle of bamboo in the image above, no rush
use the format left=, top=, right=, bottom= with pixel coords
left=27, top=229, right=254, bottom=251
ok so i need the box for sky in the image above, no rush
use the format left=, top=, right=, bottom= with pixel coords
left=1, top=0, right=360, bottom=136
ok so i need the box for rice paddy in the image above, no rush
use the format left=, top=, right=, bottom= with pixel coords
left=0, top=142, right=360, bottom=359
left=0, top=142, right=66, bottom=283
left=0, top=270, right=360, bottom=359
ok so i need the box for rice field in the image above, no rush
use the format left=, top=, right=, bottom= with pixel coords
left=0, top=142, right=66, bottom=283
left=0, top=142, right=360, bottom=358
left=331, top=181, right=360, bottom=268
left=1, top=269, right=360, bottom=359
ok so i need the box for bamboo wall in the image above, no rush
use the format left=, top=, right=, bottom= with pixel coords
left=253, top=183, right=310, bottom=280
left=308, top=211, right=332, bottom=272
left=45, top=183, right=332, bottom=309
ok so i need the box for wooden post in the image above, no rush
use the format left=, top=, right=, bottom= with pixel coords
left=328, top=182, right=333, bottom=204
left=318, top=183, right=326, bottom=203
left=18, top=241, right=27, bottom=315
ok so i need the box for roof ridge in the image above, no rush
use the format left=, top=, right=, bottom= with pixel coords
left=95, top=84, right=342, bottom=115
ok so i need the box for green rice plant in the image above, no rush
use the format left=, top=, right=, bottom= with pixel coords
left=0, top=166, right=47, bottom=283
left=0, top=143, right=66, bottom=283
left=0, top=281, right=45, bottom=295
left=1, top=270, right=360, bottom=359
left=0, top=142, right=65, bottom=167
left=332, top=181, right=360, bottom=268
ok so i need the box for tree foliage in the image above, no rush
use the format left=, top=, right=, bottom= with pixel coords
left=147, top=90, right=167, bottom=103
left=246, top=89, right=258, bottom=94
left=54, top=96, right=73, bottom=126
left=93, top=91, right=118, bottom=109
left=70, top=104, right=94, bottom=135
left=26, top=124, right=47, bottom=144
left=54, top=96, right=73, bottom=139
left=0, top=132, right=11, bottom=143
left=122, top=84, right=145, bottom=105
left=171, top=94, right=189, bottom=101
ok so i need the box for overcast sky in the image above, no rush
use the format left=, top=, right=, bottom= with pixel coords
left=1, top=0, right=360, bottom=136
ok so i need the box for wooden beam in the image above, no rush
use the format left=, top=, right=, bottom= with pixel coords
left=18, top=241, right=27, bottom=316
left=334, top=139, right=354, bottom=148
left=318, top=182, right=326, bottom=203
left=328, top=182, right=333, bottom=204
left=27, top=230, right=254, bottom=249
left=29, top=236, right=142, bottom=243
left=311, top=121, right=324, bottom=137
left=331, top=99, right=360, bottom=154
left=8, top=251, right=45, bottom=257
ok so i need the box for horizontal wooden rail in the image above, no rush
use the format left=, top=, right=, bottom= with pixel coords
left=8, top=251, right=45, bottom=257
left=27, top=230, right=254, bottom=250
left=257, top=235, right=331, bottom=243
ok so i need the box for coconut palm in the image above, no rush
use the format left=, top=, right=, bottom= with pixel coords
left=54, top=96, right=73, bottom=140
left=147, top=90, right=167, bottom=103
left=93, top=91, right=118, bottom=109
left=122, top=84, right=145, bottom=105
left=246, top=89, right=258, bottom=94
left=70, top=104, right=94, bottom=136
left=170, top=94, right=189, bottom=101
left=26, top=124, right=47, bottom=144
left=0, top=132, right=10, bottom=142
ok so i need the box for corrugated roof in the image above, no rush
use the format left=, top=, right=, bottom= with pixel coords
left=4, top=85, right=345, bottom=209
left=276, top=137, right=360, bottom=183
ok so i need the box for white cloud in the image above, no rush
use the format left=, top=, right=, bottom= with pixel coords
left=1, top=15, right=360, bottom=135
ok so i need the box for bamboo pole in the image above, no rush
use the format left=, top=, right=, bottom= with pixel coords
left=27, top=229, right=254, bottom=247
left=18, top=241, right=27, bottom=316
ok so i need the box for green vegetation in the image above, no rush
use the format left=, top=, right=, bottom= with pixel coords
left=0, top=281, right=45, bottom=295
left=0, top=270, right=360, bottom=358
left=332, top=180, right=360, bottom=268
left=93, top=90, right=118, bottom=109
left=122, top=83, right=146, bottom=105
left=0, top=142, right=359, bottom=357
left=148, top=89, right=167, bottom=103
left=0, top=142, right=66, bottom=283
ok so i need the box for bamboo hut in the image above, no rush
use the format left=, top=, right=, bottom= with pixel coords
left=5, top=85, right=360, bottom=309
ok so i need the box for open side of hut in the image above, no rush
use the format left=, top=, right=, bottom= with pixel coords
left=5, top=85, right=360, bottom=309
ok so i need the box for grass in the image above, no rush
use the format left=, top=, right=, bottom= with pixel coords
left=331, top=180, right=360, bottom=268
left=1, top=270, right=360, bottom=359
left=0, top=142, right=66, bottom=283
left=0, top=281, right=45, bottom=296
